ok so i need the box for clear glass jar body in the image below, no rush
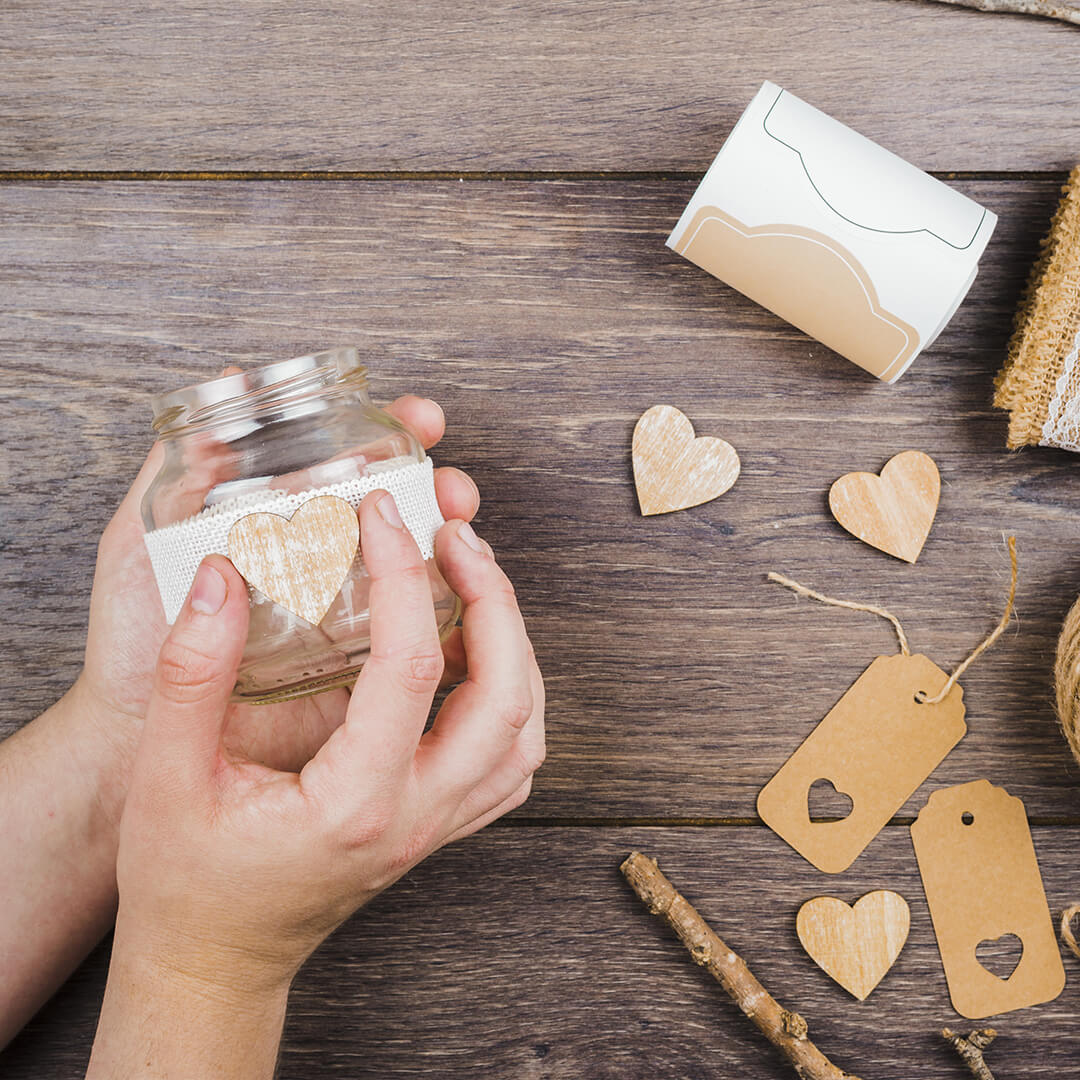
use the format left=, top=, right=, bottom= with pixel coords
left=142, top=348, right=459, bottom=704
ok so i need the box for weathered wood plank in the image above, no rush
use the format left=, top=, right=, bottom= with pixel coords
left=4, top=826, right=1079, bottom=1077
left=3, top=179, right=1080, bottom=819
left=0, top=1, right=1077, bottom=172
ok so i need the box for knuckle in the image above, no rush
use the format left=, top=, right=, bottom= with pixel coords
left=495, top=691, right=534, bottom=738
left=514, top=737, right=546, bottom=782
left=154, top=637, right=224, bottom=707
left=396, top=648, right=446, bottom=696
left=339, top=805, right=394, bottom=851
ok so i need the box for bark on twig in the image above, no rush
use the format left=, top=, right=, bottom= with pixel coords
left=927, top=0, right=1080, bottom=25
left=941, top=1028, right=998, bottom=1080
left=620, top=851, right=860, bottom=1080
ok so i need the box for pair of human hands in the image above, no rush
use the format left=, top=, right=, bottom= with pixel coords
left=79, top=394, right=545, bottom=1000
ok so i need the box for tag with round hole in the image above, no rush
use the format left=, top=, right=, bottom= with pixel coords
left=911, top=780, right=1065, bottom=1018
left=757, top=653, right=966, bottom=873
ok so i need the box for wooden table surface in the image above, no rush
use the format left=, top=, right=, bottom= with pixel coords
left=3, top=2, right=1080, bottom=1076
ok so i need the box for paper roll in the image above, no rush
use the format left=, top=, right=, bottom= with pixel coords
left=668, top=82, right=998, bottom=382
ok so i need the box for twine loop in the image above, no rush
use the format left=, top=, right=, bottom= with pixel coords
left=768, top=537, right=1018, bottom=706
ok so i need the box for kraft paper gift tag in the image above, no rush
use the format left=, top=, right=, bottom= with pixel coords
left=758, top=653, right=966, bottom=874
left=911, top=780, right=1065, bottom=1019
left=667, top=81, right=997, bottom=382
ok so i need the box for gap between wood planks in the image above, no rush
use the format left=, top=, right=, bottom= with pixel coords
left=0, top=169, right=1069, bottom=183
left=494, top=815, right=1080, bottom=827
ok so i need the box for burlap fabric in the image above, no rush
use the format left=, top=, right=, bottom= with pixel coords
left=995, top=165, right=1080, bottom=451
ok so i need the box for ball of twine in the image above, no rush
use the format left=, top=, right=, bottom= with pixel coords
left=1055, top=595, right=1080, bottom=768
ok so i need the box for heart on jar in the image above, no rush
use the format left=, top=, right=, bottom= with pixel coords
left=632, top=405, right=740, bottom=515
left=227, top=495, right=360, bottom=625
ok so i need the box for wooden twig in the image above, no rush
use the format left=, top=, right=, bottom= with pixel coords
left=941, top=1028, right=998, bottom=1080
left=620, top=852, right=861, bottom=1080
left=927, top=0, right=1080, bottom=25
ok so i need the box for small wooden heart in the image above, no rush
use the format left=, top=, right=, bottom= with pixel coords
left=227, top=495, right=359, bottom=625
left=828, top=450, right=940, bottom=563
left=632, top=405, right=740, bottom=516
left=797, top=890, right=911, bottom=1000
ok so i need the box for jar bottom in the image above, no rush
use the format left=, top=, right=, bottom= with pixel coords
left=230, top=584, right=462, bottom=705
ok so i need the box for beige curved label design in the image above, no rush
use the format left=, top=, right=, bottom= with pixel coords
left=673, top=206, right=921, bottom=381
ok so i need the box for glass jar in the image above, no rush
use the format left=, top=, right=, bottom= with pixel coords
left=141, top=348, right=460, bottom=704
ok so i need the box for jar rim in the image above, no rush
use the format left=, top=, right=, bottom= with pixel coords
left=150, top=347, right=368, bottom=436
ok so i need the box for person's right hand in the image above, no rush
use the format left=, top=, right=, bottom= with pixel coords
left=87, top=490, right=544, bottom=1078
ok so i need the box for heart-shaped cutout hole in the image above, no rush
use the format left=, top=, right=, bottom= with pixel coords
left=975, top=933, right=1023, bottom=982
left=807, top=778, right=854, bottom=824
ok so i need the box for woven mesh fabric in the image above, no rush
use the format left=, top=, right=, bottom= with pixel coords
left=994, top=165, right=1080, bottom=449
left=144, top=457, right=444, bottom=624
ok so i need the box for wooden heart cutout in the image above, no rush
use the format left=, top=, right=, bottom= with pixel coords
left=829, top=450, right=940, bottom=563
left=797, top=890, right=910, bottom=1000
left=632, top=405, right=740, bottom=516
left=227, top=495, right=359, bottom=625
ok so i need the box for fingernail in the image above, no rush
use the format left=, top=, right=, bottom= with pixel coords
left=424, top=397, right=444, bottom=416
left=457, top=520, right=486, bottom=554
left=190, top=562, right=227, bottom=615
left=376, top=492, right=404, bottom=528
left=463, top=471, right=480, bottom=505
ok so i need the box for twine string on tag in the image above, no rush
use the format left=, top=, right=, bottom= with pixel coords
left=766, top=572, right=911, bottom=655
left=917, top=537, right=1018, bottom=705
left=767, top=536, right=1018, bottom=707
left=1060, top=905, right=1080, bottom=962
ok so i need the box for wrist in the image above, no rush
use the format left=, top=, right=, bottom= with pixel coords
left=89, top=916, right=291, bottom=1080
left=58, top=673, right=139, bottom=839
left=112, top=906, right=299, bottom=1004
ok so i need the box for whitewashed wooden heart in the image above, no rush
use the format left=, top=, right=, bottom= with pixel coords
left=632, top=405, right=740, bottom=516
left=797, top=890, right=910, bottom=1000
left=227, top=495, right=359, bottom=625
left=828, top=450, right=940, bottom=563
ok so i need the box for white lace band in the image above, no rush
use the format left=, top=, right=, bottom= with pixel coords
left=143, top=457, right=445, bottom=624
left=1040, top=329, right=1080, bottom=452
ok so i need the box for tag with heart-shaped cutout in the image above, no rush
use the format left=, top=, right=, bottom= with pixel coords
left=912, top=780, right=1065, bottom=1018
left=758, top=653, right=966, bottom=873
left=829, top=450, right=940, bottom=563
left=797, top=891, right=910, bottom=1000
left=227, top=495, right=360, bottom=625
left=632, top=405, right=740, bottom=516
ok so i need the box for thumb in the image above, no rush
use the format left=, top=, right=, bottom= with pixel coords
left=142, top=555, right=250, bottom=785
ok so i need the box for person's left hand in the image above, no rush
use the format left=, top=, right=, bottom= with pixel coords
left=72, top=390, right=480, bottom=810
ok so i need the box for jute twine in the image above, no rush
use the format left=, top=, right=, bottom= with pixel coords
left=1052, top=603, right=1080, bottom=963
left=994, top=164, right=1080, bottom=449
left=1053, top=593, right=1080, bottom=768
left=768, top=537, right=1017, bottom=707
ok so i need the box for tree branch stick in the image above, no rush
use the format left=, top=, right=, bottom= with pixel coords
left=927, top=0, right=1080, bottom=25
left=620, top=852, right=860, bottom=1080
left=941, top=1028, right=998, bottom=1080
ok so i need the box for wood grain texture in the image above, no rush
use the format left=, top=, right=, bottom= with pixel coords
left=797, top=890, right=911, bottom=1000
left=3, top=180, right=1080, bottom=822
left=3, top=826, right=1080, bottom=1078
left=829, top=450, right=941, bottom=563
left=0, top=0, right=1078, bottom=172
left=228, top=495, right=360, bottom=625
left=632, top=404, right=740, bottom=515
